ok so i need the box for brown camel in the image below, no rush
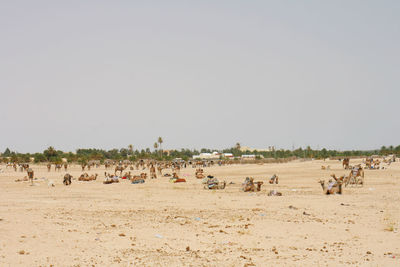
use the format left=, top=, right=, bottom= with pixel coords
left=130, top=173, right=147, bottom=182
left=269, top=174, right=279, bottom=184
left=195, top=168, right=205, bottom=179
left=345, top=165, right=364, bottom=187
left=79, top=173, right=98, bottom=181
left=319, top=179, right=342, bottom=195
left=342, top=158, right=350, bottom=169
left=103, top=172, right=120, bottom=184
left=203, top=176, right=226, bottom=190
left=115, top=165, right=125, bottom=176
left=242, top=177, right=263, bottom=192
left=63, top=173, right=72, bottom=185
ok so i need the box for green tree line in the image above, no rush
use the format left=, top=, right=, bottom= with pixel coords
left=1, top=145, right=399, bottom=164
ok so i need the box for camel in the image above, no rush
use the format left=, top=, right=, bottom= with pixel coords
left=345, top=165, right=364, bottom=187
left=115, top=165, right=125, bottom=176
left=319, top=178, right=342, bottom=195
left=63, top=173, right=72, bottom=185
left=203, top=176, right=226, bottom=190
left=242, top=177, right=263, bottom=192
left=195, top=168, right=205, bottom=179
left=269, top=174, right=279, bottom=184
left=130, top=173, right=147, bottom=184
left=78, top=173, right=89, bottom=181
left=88, top=160, right=101, bottom=169
left=55, top=164, right=62, bottom=171
left=103, top=172, right=119, bottom=184
left=63, top=163, right=68, bottom=171
left=104, top=159, right=114, bottom=169
left=342, top=158, right=350, bottom=169
left=365, top=158, right=379, bottom=169
left=130, top=173, right=147, bottom=182
left=78, top=173, right=98, bottom=181
left=321, top=165, right=330, bottom=170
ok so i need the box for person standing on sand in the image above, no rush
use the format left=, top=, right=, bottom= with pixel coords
left=27, top=168, right=34, bottom=185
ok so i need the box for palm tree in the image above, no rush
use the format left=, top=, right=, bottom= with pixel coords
left=153, top=142, right=158, bottom=152
left=235, top=142, right=241, bottom=150
left=128, top=144, right=133, bottom=156
left=158, top=137, right=163, bottom=157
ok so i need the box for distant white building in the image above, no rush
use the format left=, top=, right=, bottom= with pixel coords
left=223, top=153, right=233, bottom=158
left=193, top=151, right=221, bottom=160
left=241, top=154, right=256, bottom=160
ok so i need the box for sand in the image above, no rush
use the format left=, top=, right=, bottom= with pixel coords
left=0, top=159, right=399, bottom=266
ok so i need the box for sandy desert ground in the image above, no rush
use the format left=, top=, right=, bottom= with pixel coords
left=0, top=159, right=399, bottom=266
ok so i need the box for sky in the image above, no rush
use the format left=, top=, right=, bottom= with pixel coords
left=0, top=1, right=399, bottom=153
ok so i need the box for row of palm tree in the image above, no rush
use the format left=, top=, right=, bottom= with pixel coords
left=153, top=137, right=163, bottom=157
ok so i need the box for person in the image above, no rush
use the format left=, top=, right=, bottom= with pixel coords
left=27, top=168, right=34, bottom=185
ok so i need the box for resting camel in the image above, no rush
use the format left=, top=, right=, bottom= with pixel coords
left=242, top=177, right=263, bottom=192
left=130, top=172, right=147, bottom=184
left=321, top=165, right=330, bottom=170
left=115, top=165, right=125, bottom=176
left=345, top=165, right=364, bottom=187
left=203, top=176, right=226, bottom=190
left=195, top=168, right=205, bottom=179
left=63, top=173, right=72, bottom=185
left=130, top=173, right=147, bottom=182
left=342, top=158, right=350, bottom=169
left=103, top=172, right=120, bottom=184
left=78, top=173, right=98, bottom=181
left=269, top=174, right=279, bottom=184
left=319, top=178, right=342, bottom=195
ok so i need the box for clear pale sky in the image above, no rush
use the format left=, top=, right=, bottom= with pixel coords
left=1, top=1, right=399, bottom=153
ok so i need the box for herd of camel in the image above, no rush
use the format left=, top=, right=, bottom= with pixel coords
left=7, top=155, right=397, bottom=195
